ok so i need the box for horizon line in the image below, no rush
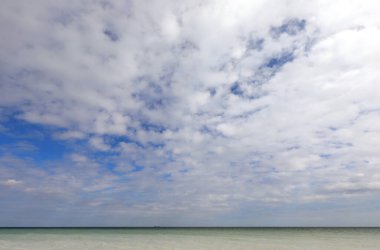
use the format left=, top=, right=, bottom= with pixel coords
left=1, top=226, right=380, bottom=229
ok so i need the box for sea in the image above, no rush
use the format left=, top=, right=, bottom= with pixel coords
left=1, top=227, right=380, bottom=250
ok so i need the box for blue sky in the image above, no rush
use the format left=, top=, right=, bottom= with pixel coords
left=1, top=0, right=380, bottom=227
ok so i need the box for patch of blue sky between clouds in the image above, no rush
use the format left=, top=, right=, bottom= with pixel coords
left=141, top=121, right=166, bottom=133
left=226, top=18, right=309, bottom=99
left=103, top=28, right=120, bottom=42
left=161, top=173, right=173, bottom=182
left=229, top=82, right=244, bottom=96
left=0, top=117, right=66, bottom=164
left=229, top=50, right=295, bottom=99
left=270, top=18, right=307, bottom=39
left=264, top=51, right=295, bottom=69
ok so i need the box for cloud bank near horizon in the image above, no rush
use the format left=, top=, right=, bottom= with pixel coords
left=1, top=0, right=380, bottom=226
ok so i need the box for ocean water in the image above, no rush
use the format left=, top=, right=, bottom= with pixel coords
left=0, top=228, right=380, bottom=250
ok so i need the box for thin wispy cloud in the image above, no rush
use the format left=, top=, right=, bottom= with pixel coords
left=1, top=0, right=380, bottom=227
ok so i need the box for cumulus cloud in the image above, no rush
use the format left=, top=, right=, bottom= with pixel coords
left=1, top=0, right=380, bottom=226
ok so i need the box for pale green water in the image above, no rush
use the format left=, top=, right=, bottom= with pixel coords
left=1, top=228, right=380, bottom=250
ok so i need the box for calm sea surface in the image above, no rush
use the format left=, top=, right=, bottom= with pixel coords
left=1, top=228, right=380, bottom=250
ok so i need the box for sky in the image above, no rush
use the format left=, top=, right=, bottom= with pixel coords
left=1, top=0, right=380, bottom=227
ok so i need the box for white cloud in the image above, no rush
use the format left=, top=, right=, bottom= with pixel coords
left=70, top=153, right=88, bottom=163
left=55, top=130, right=86, bottom=140
left=89, top=137, right=110, bottom=151
left=0, top=179, right=22, bottom=187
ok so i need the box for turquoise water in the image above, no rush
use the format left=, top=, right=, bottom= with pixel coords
left=1, top=228, right=380, bottom=249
